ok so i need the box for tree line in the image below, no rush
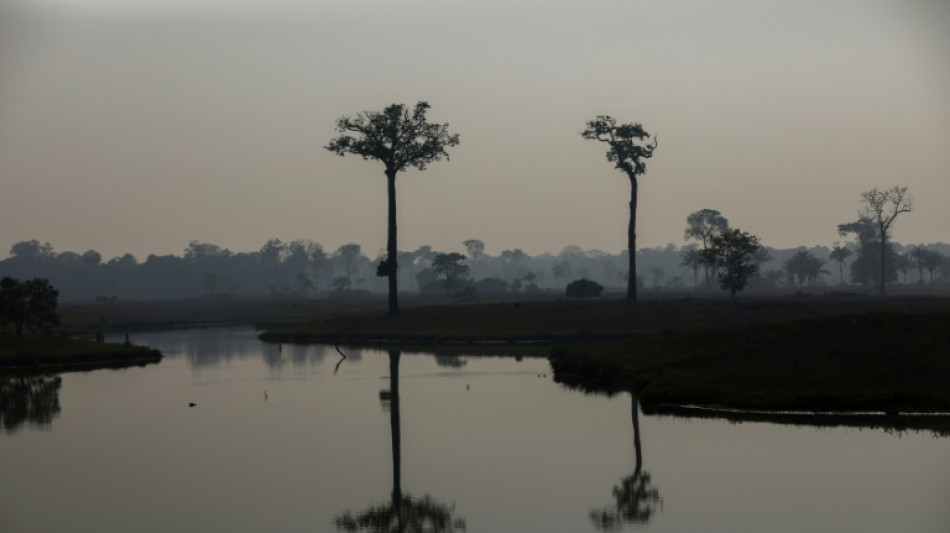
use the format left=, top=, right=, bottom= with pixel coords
left=2, top=230, right=947, bottom=303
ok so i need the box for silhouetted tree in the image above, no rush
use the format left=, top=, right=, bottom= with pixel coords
left=431, top=253, right=470, bottom=295
left=0, top=277, right=60, bottom=335
left=9, top=240, right=55, bottom=262
left=684, top=209, right=729, bottom=289
left=838, top=218, right=895, bottom=289
left=327, top=102, right=460, bottom=316
left=782, top=249, right=828, bottom=287
left=829, top=246, right=853, bottom=287
left=462, top=240, right=484, bottom=262
left=858, top=186, right=913, bottom=296
left=699, top=229, right=761, bottom=302
left=582, top=116, right=658, bottom=301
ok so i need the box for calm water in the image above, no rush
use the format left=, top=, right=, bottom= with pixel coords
left=2, top=327, right=948, bottom=532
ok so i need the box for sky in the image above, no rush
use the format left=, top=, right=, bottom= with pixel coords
left=1, top=0, right=948, bottom=261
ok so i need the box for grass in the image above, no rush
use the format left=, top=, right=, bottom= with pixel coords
left=0, top=334, right=162, bottom=371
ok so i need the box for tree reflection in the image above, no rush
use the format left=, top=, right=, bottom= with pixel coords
left=335, top=350, right=465, bottom=532
left=0, top=374, right=62, bottom=432
left=589, top=393, right=662, bottom=530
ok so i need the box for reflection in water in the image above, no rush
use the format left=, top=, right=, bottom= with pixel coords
left=434, top=354, right=467, bottom=368
left=336, top=350, right=466, bottom=532
left=590, top=394, right=662, bottom=530
left=1, top=374, right=62, bottom=432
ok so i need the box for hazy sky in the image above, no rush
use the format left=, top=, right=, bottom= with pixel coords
left=1, top=0, right=948, bottom=260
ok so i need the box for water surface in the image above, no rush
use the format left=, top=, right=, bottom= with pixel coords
left=2, top=327, right=948, bottom=532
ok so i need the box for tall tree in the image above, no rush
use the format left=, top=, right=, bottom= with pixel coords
left=858, top=186, right=913, bottom=296
left=327, top=102, right=460, bottom=316
left=582, top=116, right=658, bottom=301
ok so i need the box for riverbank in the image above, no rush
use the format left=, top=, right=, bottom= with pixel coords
left=550, top=310, right=950, bottom=413
left=256, top=296, right=950, bottom=413
left=0, top=334, right=162, bottom=371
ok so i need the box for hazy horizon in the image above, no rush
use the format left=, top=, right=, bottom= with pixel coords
left=2, top=0, right=948, bottom=261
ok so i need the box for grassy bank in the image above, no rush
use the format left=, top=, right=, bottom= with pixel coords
left=257, top=296, right=950, bottom=343
left=0, top=334, right=162, bottom=371
left=550, top=310, right=950, bottom=413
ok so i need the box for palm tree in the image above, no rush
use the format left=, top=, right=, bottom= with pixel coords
left=829, top=246, right=853, bottom=287
left=680, top=247, right=703, bottom=289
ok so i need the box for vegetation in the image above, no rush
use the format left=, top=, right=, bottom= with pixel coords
left=550, top=309, right=950, bottom=413
left=0, top=277, right=60, bottom=335
left=326, top=101, right=461, bottom=317
left=0, top=334, right=161, bottom=370
left=581, top=116, right=658, bottom=301
left=843, top=186, right=914, bottom=297
left=699, top=229, right=762, bottom=302
left=565, top=279, right=604, bottom=299
left=684, top=209, right=729, bottom=289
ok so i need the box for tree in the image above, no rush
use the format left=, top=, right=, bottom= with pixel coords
left=920, top=249, right=944, bottom=286
left=679, top=246, right=703, bottom=289
left=582, top=116, right=658, bottom=301
left=782, top=249, right=828, bottom=287
left=684, top=209, right=729, bottom=289
left=699, top=229, right=761, bottom=302
left=566, top=279, right=604, bottom=299
left=829, top=246, right=853, bottom=287
left=334, top=244, right=363, bottom=286
left=838, top=218, right=896, bottom=288
left=9, top=240, right=54, bottom=262
left=327, top=101, right=460, bottom=316
left=462, top=239, right=485, bottom=262
left=430, top=253, right=470, bottom=295
left=0, top=277, right=60, bottom=335
left=910, top=246, right=929, bottom=285
left=858, top=186, right=913, bottom=296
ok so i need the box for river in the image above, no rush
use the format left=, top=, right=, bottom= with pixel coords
left=2, top=327, right=948, bottom=532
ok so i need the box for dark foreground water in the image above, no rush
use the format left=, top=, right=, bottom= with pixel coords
left=2, top=327, right=948, bottom=532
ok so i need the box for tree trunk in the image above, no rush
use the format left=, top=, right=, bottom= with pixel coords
left=627, top=175, right=638, bottom=301
left=878, top=228, right=887, bottom=297
left=386, top=171, right=400, bottom=316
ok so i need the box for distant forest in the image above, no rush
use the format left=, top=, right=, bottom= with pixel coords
left=2, top=237, right=949, bottom=303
